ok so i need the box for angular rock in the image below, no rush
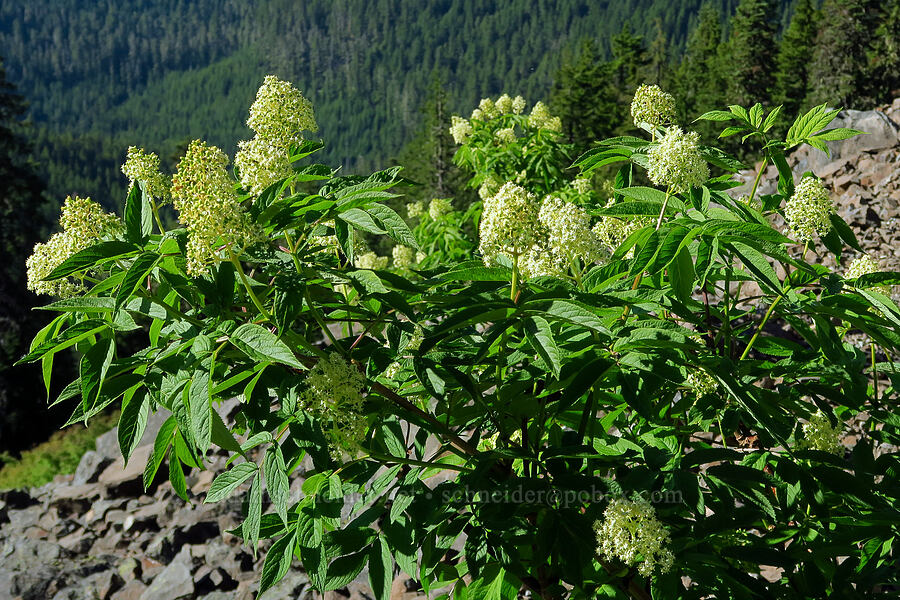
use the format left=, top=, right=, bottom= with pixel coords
left=73, top=450, right=113, bottom=485
left=139, top=546, right=194, bottom=600
left=111, top=580, right=147, bottom=600
left=98, top=445, right=154, bottom=497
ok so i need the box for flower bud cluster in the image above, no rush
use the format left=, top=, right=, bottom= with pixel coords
left=571, top=178, right=592, bottom=195
left=171, top=140, right=259, bottom=275
left=631, top=84, right=677, bottom=128
left=596, top=496, right=675, bottom=576
left=784, top=177, right=834, bottom=242
left=449, top=116, right=473, bottom=144
left=355, top=251, right=389, bottom=270
left=406, top=201, right=425, bottom=219
left=429, top=198, right=452, bottom=220
left=592, top=200, right=651, bottom=256
left=392, top=245, right=416, bottom=269
left=300, top=353, right=368, bottom=458
left=846, top=254, right=891, bottom=296
left=478, top=182, right=540, bottom=266
left=800, top=412, right=843, bottom=455
left=26, top=196, right=123, bottom=297
left=237, top=76, right=317, bottom=195
left=537, top=196, right=605, bottom=266
left=121, top=146, right=170, bottom=201
left=686, top=369, right=718, bottom=398
left=528, top=101, right=562, bottom=132
left=647, top=127, right=708, bottom=193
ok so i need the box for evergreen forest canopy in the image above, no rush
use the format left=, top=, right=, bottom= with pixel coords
left=0, top=0, right=805, bottom=209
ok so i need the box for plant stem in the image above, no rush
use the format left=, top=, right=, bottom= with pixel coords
left=511, top=250, right=520, bottom=301
left=748, top=156, right=769, bottom=205
left=229, top=250, right=271, bottom=321
left=739, top=294, right=783, bottom=361
left=655, top=186, right=671, bottom=230
left=304, top=287, right=343, bottom=352
left=871, top=343, right=879, bottom=401
left=150, top=199, right=166, bottom=234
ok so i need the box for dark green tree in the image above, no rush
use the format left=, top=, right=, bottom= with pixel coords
left=727, top=0, right=779, bottom=106
left=674, top=3, right=727, bottom=121
left=871, top=0, right=900, bottom=102
left=0, top=57, right=63, bottom=453
left=808, top=0, right=881, bottom=108
left=647, top=18, right=670, bottom=86
left=550, top=41, right=619, bottom=151
left=774, top=0, right=818, bottom=120
left=393, top=77, right=473, bottom=209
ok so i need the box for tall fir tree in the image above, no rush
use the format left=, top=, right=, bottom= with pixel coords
left=872, top=0, right=900, bottom=102
left=808, top=0, right=881, bottom=108
left=674, top=3, right=727, bottom=121
left=774, top=0, right=818, bottom=120
left=550, top=41, right=620, bottom=151
left=393, top=76, right=473, bottom=209
left=727, top=0, right=779, bottom=107
left=0, top=57, right=65, bottom=453
left=647, top=19, right=670, bottom=86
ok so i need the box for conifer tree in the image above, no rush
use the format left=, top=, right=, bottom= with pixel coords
left=394, top=76, right=472, bottom=208
left=674, top=3, right=727, bottom=121
left=808, top=0, right=881, bottom=108
left=0, top=57, right=61, bottom=453
left=550, top=41, right=619, bottom=151
left=727, top=0, right=779, bottom=107
left=774, top=0, right=818, bottom=120
left=872, top=0, right=900, bottom=102
left=647, top=19, right=670, bottom=86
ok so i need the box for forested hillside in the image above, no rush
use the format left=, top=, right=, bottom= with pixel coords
left=0, top=0, right=795, bottom=208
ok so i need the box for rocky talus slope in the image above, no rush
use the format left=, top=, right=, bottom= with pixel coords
left=2, top=105, right=899, bottom=600
left=0, top=400, right=373, bottom=600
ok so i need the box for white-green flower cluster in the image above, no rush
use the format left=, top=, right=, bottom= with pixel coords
left=846, top=254, right=891, bottom=296
left=537, top=196, right=605, bottom=267
left=571, top=178, right=592, bottom=195
left=121, top=146, right=170, bottom=201
left=520, top=247, right=565, bottom=279
left=647, top=127, right=708, bottom=193
left=406, top=201, right=425, bottom=219
left=235, top=136, right=293, bottom=195
left=495, top=93, right=513, bottom=114
left=449, top=116, right=473, bottom=144
left=300, top=353, right=367, bottom=458
left=246, top=74, right=317, bottom=140
left=631, top=84, right=677, bottom=128
left=392, top=245, right=416, bottom=269
left=237, top=76, right=317, bottom=195
left=593, top=200, right=651, bottom=256
left=429, top=198, right=452, bottom=220
left=596, top=496, right=675, bottom=576
left=26, top=196, right=123, bottom=297
left=478, top=176, right=500, bottom=201
left=495, top=127, right=516, bottom=144
left=528, top=101, right=562, bottom=132
left=171, top=140, right=258, bottom=275
left=784, top=177, right=834, bottom=242
left=511, top=95, right=526, bottom=115
left=405, top=325, right=425, bottom=352
left=478, top=182, right=540, bottom=266
left=355, top=251, right=389, bottom=270
left=799, top=412, right=843, bottom=455
left=686, top=369, right=718, bottom=398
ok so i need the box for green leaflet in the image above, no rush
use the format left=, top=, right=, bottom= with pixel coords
left=230, top=323, right=303, bottom=369
left=205, top=461, right=258, bottom=503
left=524, top=315, right=561, bottom=377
